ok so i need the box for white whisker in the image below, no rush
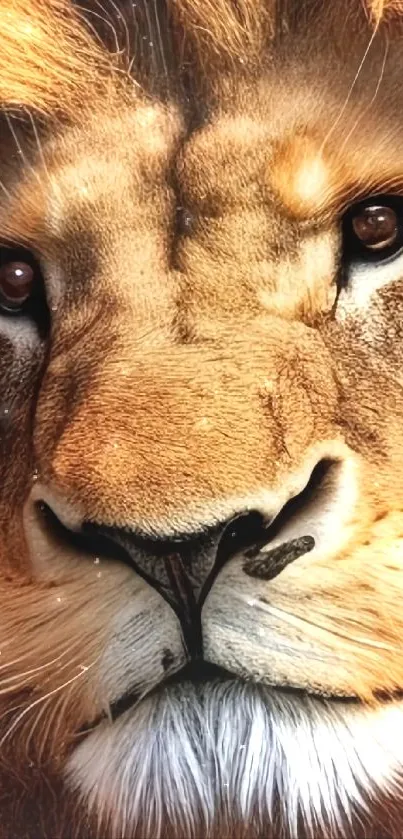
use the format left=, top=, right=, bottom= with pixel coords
left=0, top=641, right=83, bottom=689
left=0, top=178, right=12, bottom=200
left=4, top=113, right=44, bottom=191
left=27, top=111, right=52, bottom=185
left=0, top=660, right=97, bottom=749
left=319, top=28, right=378, bottom=154
left=337, top=38, right=389, bottom=157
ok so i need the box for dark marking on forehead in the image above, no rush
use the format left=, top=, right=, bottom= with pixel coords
left=57, top=213, right=102, bottom=296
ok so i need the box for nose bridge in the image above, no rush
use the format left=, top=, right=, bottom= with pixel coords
left=35, top=322, right=337, bottom=531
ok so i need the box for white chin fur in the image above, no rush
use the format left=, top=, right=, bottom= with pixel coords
left=66, top=681, right=403, bottom=839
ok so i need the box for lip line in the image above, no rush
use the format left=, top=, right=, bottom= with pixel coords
left=79, top=663, right=385, bottom=736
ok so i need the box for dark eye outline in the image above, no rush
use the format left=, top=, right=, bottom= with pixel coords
left=0, top=245, right=50, bottom=336
left=342, top=195, right=403, bottom=267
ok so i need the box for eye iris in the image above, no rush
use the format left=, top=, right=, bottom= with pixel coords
left=352, top=205, right=398, bottom=251
left=0, top=261, right=34, bottom=309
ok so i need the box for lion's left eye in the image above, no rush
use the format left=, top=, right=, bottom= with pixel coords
left=344, top=198, right=402, bottom=261
left=0, top=247, right=45, bottom=316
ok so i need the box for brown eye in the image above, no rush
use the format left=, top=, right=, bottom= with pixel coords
left=0, top=247, right=48, bottom=333
left=0, top=261, right=34, bottom=311
left=351, top=204, right=398, bottom=252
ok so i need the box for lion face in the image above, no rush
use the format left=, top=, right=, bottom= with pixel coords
left=1, top=1, right=403, bottom=837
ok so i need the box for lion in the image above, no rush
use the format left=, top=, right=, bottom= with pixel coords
left=1, top=0, right=403, bottom=836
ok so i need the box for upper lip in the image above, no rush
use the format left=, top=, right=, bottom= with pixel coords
left=37, top=501, right=316, bottom=663
left=37, top=502, right=277, bottom=655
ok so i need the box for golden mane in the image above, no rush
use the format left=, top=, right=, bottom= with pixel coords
left=370, top=0, right=403, bottom=18
left=0, top=0, right=401, bottom=122
left=0, top=0, right=126, bottom=118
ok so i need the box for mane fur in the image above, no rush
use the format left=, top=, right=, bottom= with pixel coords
left=0, top=0, right=127, bottom=119
left=0, top=0, right=400, bottom=123
left=1, top=3, right=403, bottom=839
left=371, top=0, right=403, bottom=19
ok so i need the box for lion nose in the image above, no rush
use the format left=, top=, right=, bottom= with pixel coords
left=80, top=506, right=315, bottom=655
left=81, top=513, right=263, bottom=657
left=82, top=511, right=267, bottom=617
left=33, top=457, right=347, bottom=654
left=80, top=459, right=343, bottom=617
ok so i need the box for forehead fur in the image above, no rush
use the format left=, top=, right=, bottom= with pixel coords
left=0, top=0, right=400, bottom=122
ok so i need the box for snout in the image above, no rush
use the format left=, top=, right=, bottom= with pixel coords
left=32, top=322, right=340, bottom=537
left=26, top=455, right=355, bottom=660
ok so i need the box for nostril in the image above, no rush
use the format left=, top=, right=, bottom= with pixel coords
left=261, top=458, right=340, bottom=544
left=34, top=500, right=131, bottom=565
left=32, top=456, right=349, bottom=607
left=240, top=458, right=350, bottom=582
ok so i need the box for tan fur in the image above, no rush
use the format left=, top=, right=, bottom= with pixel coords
left=370, top=0, right=403, bottom=20
left=1, top=1, right=403, bottom=837
left=0, top=0, right=126, bottom=117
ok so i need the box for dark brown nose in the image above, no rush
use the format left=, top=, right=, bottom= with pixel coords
left=81, top=510, right=315, bottom=655
left=38, top=458, right=339, bottom=653
left=83, top=512, right=261, bottom=603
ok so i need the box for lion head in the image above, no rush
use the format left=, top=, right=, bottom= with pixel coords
left=1, top=1, right=403, bottom=836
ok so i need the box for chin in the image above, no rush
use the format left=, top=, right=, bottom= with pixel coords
left=67, top=674, right=403, bottom=839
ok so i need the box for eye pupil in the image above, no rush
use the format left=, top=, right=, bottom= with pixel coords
left=0, top=260, right=35, bottom=310
left=351, top=204, right=398, bottom=251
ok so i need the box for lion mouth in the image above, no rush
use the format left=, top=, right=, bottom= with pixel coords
left=108, top=661, right=235, bottom=722
left=102, top=660, right=366, bottom=727
left=34, top=464, right=356, bottom=731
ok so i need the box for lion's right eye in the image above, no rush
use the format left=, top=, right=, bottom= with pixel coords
left=0, top=248, right=45, bottom=316
left=0, top=261, right=34, bottom=311
left=343, top=197, right=403, bottom=264
left=352, top=204, right=398, bottom=251
left=337, top=196, right=403, bottom=313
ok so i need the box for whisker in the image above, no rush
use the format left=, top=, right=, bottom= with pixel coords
left=143, top=0, right=157, bottom=74
left=4, top=113, right=44, bottom=190
left=231, top=590, right=399, bottom=653
left=23, top=692, right=55, bottom=758
left=74, top=6, right=106, bottom=49
left=45, top=686, right=76, bottom=754
left=28, top=683, right=74, bottom=761
left=80, top=4, right=121, bottom=54
left=106, top=0, right=132, bottom=57
left=0, top=660, right=98, bottom=749
left=319, top=27, right=378, bottom=154
left=0, top=178, right=12, bottom=200
left=94, top=0, right=126, bottom=54
left=151, top=0, right=169, bottom=84
left=0, top=638, right=88, bottom=684
left=26, top=110, right=52, bottom=185
left=4, top=113, right=30, bottom=167
left=269, top=604, right=399, bottom=652
left=337, top=38, right=389, bottom=156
